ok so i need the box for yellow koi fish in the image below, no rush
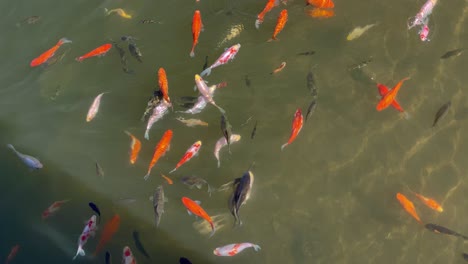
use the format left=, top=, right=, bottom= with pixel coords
left=105, top=8, right=132, bottom=19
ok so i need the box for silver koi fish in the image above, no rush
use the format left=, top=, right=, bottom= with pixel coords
left=144, top=100, right=170, bottom=140
left=407, top=0, right=437, bottom=29
left=194, top=75, right=225, bottom=114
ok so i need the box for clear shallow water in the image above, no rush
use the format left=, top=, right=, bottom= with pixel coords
left=1, top=0, right=468, bottom=263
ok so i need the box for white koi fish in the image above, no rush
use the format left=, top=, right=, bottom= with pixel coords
left=419, top=21, right=430, bottom=41
left=194, top=75, right=225, bottom=114
left=7, top=144, right=43, bottom=169
left=346, top=23, right=377, bottom=41
left=122, top=246, right=136, bottom=264
left=86, top=92, right=107, bottom=122
left=214, top=134, right=241, bottom=168
left=407, top=0, right=437, bottom=29
left=73, top=215, right=97, bottom=260
left=183, top=82, right=226, bottom=114
left=144, top=100, right=170, bottom=140
left=213, top=243, right=261, bottom=256
left=200, top=43, right=241, bottom=77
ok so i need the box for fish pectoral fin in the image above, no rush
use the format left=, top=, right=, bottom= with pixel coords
left=186, top=210, right=193, bottom=216
left=195, top=200, right=202, bottom=205
left=164, top=197, right=169, bottom=203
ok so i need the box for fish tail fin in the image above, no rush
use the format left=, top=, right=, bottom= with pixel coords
left=267, top=37, right=277, bottom=42
left=207, top=184, right=214, bottom=196
left=144, top=130, right=150, bottom=140
left=403, top=112, right=411, bottom=120
left=200, top=68, right=211, bottom=77
left=6, top=144, right=15, bottom=151
left=214, top=104, right=226, bottom=114
left=217, top=160, right=220, bottom=168
left=75, top=57, right=83, bottom=62
left=253, top=244, right=261, bottom=251
left=143, top=172, right=151, bottom=181
left=209, top=222, right=216, bottom=237
left=190, top=49, right=195, bottom=58
left=169, top=168, right=176, bottom=174
left=104, top=8, right=109, bottom=15
left=255, top=19, right=262, bottom=29
left=124, top=130, right=131, bottom=137
left=73, top=248, right=85, bottom=260
left=59, top=38, right=72, bottom=45
left=280, top=143, right=288, bottom=151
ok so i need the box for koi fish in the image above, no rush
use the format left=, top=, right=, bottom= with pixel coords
left=86, top=92, right=107, bottom=122
left=419, top=21, right=430, bottom=41
left=176, top=117, right=208, bottom=127
left=268, top=9, right=288, bottom=41
left=132, top=231, right=150, bottom=259
left=94, top=214, right=120, bottom=256
left=376, top=77, right=410, bottom=111
left=161, top=174, right=173, bottom=184
left=220, top=114, right=233, bottom=153
left=5, top=245, right=20, bottom=264
left=105, top=252, right=111, bottom=264
left=306, top=0, right=334, bottom=8
left=346, top=23, right=377, bottom=41
left=229, top=170, right=254, bottom=226
left=190, top=10, right=203, bottom=58
left=128, top=42, right=143, bottom=62
left=144, top=130, right=173, bottom=180
left=200, top=43, right=241, bottom=77
left=181, top=197, right=216, bottom=237
left=95, top=162, right=104, bottom=178
left=7, top=144, right=43, bottom=170
left=441, top=48, right=466, bottom=59
left=30, top=38, right=72, bottom=67
left=255, top=0, right=279, bottom=29
left=181, top=176, right=213, bottom=196
left=217, top=24, right=243, bottom=48
left=377, top=84, right=405, bottom=113
left=214, top=134, right=241, bottom=168
left=158, top=68, right=171, bottom=106
left=124, top=131, right=141, bottom=164
left=305, top=8, right=335, bottom=18
left=153, top=185, right=166, bottom=227
left=407, top=0, right=437, bottom=29
left=76, top=43, right=112, bottom=62
left=169, top=141, right=202, bottom=173
left=251, top=121, right=257, bottom=139
left=432, top=101, right=451, bottom=127
left=194, top=74, right=226, bottom=114
left=183, top=82, right=227, bottom=114
left=425, top=223, right=468, bottom=239
left=122, top=246, right=136, bottom=264
left=144, top=100, right=170, bottom=140
left=73, top=215, right=98, bottom=260
left=271, top=62, right=286, bottom=74
left=305, top=99, right=317, bottom=121
left=214, top=243, right=261, bottom=256
left=396, top=193, right=422, bottom=224
left=42, top=200, right=70, bottom=219
left=105, top=8, right=132, bottom=19
left=412, top=192, right=443, bottom=212
left=281, top=108, right=304, bottom=150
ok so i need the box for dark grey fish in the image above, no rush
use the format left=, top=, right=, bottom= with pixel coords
left=297, top=51, right=315, bottom=56
left=17, top=16, right=41, bottom=26
left=132, top=230, right=150, bottom=258
left=88, top=202, right=101, bottom=222
left=95, top=162, right=104, bottom=178
left=112, top=41, right=133, bottom=74
left=128, top=43, right=143, bottom=62
left=139, top=19, right=156, bottom=24
left=441, top=48, right=465, bottom=59
left=153, top=185, right=166, bottom=227
left=305, top=99, right=317, bottom=121
left=121, top=35, right=138, bottom=42
left=202, top=56, right=209, bottom=71
left=307, top=70, right=318, bottom=98
left=221, top=114, right=233, bottom=153
left=251, top=121, right=257, bottom=139
left=348, top=57, right=372, bottom=70
left=244, top=75, right=251, bottom=88
left=229, top=170, right=254, bottom=226
left=105, top=251, right=111, bottom=264
left=425, top=223, right=468, bottom=240
left=462, top=253, right=468, bottom=261
left=179, top=257, right=192, bottom=264
left=432, top=101, right=451, bottom=127
left=181, top=175, right=213, bottom=196
left=141, top=90, right=163, bottom=121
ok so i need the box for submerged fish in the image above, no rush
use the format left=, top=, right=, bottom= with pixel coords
left=346, top=23, right=377, bottom=41
left=245, top=75, right=251, bottom=88
left=179, top=257, right=192, bottom=264
left=176, top=117, right=208, bottom=127
left=425, top=223, right=468, bottom=239
left=307, top=69, right=318, bottom=98
left=17, top=16, right=41, bottom=26
left=297, top=51, right=315, bottom=56
left=440, top=48, right=465, bottom=59
left=88, top=202, right=101, bottom=222
left=86, top=92, right=107, bottom=122
left=221, top=114, right=233, bottom=153
left=214, top=134, right=241, bottom=167
left=153, top=185, right=166, bottom=227
left=93, top=214, right=120, bottom=256
left=217, top=24, right=244, bottom=48
left=251, top=121, right=257, bottom=139
left=42, top=200, right=69, bottom=219
left=105, top=8, right=132, bottom=19
left=432, top=101, right=451, bottom=127
left=132, top=231, right=150, bottom=258
left=128, top=42, right=143, bottom=62
left=141, top=90, right=163, bottom=122
left=105, top=251, right=111, bottom=264
left=112, top=41, right=133, bottom=74
left=229, top=170, right=254, bottom=226
left=144, top=100, right=170, bottom=140
left=181, top=175, right=213, bottom=196
left=7, top=144, right=43, bottom=169
left=95, top=162, right=104, bottom=178
left=214, top=243, right=261, bottom=256
left=202, top=56, right=209, bottom=71
left=396, top=193, right=422, bottom=224
left=463, top=253, right=468, bottom=261
left=305, top=99, right=317, bottom=121
left=348, top=57, right=372, bottom=71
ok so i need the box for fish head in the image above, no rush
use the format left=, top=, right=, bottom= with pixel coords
left=213, top=248, right=221, bottom=256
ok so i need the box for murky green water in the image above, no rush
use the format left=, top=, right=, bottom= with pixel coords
left=1, top=0, right=468, bottom=263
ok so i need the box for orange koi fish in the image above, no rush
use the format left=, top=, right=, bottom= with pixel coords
left=306, top=0, right=334, bottom=8
left=30, top=38, right=72, bottom=67
left=281, top=108, right=303, bottom=150
left=376, top=77, right=410, bottom=111
left=271, top=62, right=286, bottom=74
left=181, top=197, right=216, bottom=237
left=413, top=192, right=443, bottom=212
left=255, top=0, right=279, bottom=29
left=190, top=10, right=203, bottom=58
left=144, top=130, right=173, bottom=180
left=396, top=193, right=422, bottom=224
left=305, top=8, right=335, bottom=18
left=161, top=174, right=173, bottom=185
left=93, top=214, right=120, bottom=256
left=158, top=68, right=171, bottom=105
left=268, top=9, right=288, bottom=41
left=42, top=200, right=70, bottom=219
left=124, top=131, right=141, bottom=165
left=5, top=245, right=19, bottom=264
left=169, top=140, right=202, bottom=173
left=76, top=43, right=113, bottom=62
left=377, top=84, right=404, bottom=112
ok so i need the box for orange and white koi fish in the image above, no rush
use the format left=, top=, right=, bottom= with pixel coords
left=105, top=8, right=132, bottom=19
left=86, top=92, right=107, bottom=122
left=268, top=9, right=288, bottom=41
left=161, top=174, right=173, bottom=184
left=158, top=68, right=171, bottom=106
left=396, top=193, right=422, bottom=224
left=124, top=131, right=141, bottom=164
left=30, top=38, right=72, bottom=67
left=281, top=108, right=303, bottom=150
left=376, top=77, right=410, bottom=111
left=190, top=10, right=203, bottom=58
left=255, top=0, right=279, bottom=29
left=144, top=130, right=173, bottom=180
left=305, top=8, right=335, bottom=18
left=214, top=243, right=261, bottom=256
left=412, top=192, right=443, bottom=212
left=181, top=197, right=216, bottom=237
left=42, top=200, right=70, bottom=219
left=5, top=245, right=20, bottom=264
left=122, top=246, right=136, bottom=264
left=76, top=43, right=112, bottom=62
left=271, top=62, right=286, bottom=74
left=169, top=140, right=202, bottom=173
left=73, top=215, right=98, bottom=260
left=93, top=214, right=120, bottom=256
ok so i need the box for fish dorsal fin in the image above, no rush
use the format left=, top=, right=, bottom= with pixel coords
left=195, top=200, right=201, bottom=205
